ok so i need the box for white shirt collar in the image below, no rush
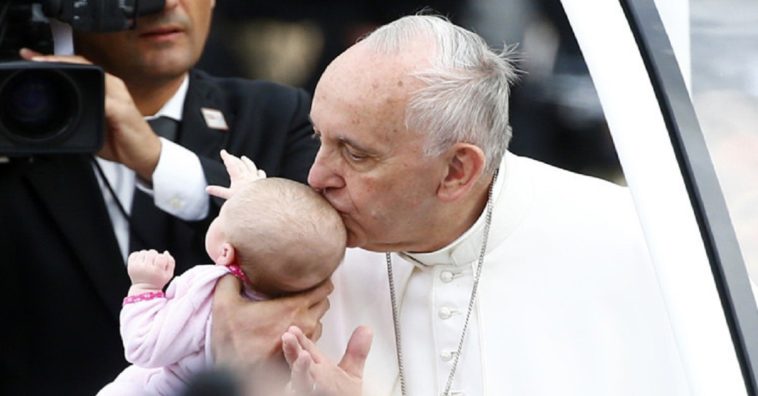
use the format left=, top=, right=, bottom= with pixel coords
left=148, top=74, right=189, bottom=122
left=399, top=156, right=508, bottom=267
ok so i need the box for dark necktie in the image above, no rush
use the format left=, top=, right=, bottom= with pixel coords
left=128, top=116, right=179, bottom=253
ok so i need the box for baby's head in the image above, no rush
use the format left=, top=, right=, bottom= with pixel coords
left=205, top=178, right=346, bottom=296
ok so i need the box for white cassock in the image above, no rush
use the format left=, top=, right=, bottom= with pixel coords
left=318, top=152, right=691, bottom=396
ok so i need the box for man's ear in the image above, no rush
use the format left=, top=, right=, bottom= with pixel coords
left=215, top=242, right=236, bottom=266
left=437, top=143, right=486, bottom=202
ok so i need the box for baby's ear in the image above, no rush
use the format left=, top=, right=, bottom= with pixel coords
left=216, top=242, right=236, bottom=266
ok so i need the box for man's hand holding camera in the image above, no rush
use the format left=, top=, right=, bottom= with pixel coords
left=20, top=48, right=162, bottom=182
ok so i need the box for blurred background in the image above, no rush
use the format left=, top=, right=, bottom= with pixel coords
left=196, top=0, right=623, bottom=184
left=688, top=0, right=758, bottom=296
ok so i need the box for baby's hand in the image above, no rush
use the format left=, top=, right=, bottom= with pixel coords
left=127, top=250, right=175, bottom=295
left=282, top=326, right=316, bottom=395
left=206, top=149, right=267, bottom=200
left=281, top=325, right=372, bottom=396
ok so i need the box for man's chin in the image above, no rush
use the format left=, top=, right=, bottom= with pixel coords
left=345, top=232, right=363, bottom=249
left=349, top=236, right=397, bottom=253
left=135, top=49, right=194, bottom=74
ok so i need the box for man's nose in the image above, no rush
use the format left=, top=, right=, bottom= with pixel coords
left=308, top=149, right=344, bottom=191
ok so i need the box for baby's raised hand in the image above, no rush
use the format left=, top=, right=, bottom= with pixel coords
left=127, top=249, right=176, bottom=295
left=206, top=149, right=267, bottom=200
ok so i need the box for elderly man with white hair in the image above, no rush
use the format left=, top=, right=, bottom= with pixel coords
left=214, top=14, right=691, bottom=396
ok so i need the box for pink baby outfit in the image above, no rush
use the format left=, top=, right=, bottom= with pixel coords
left=98, top=264, right=261, bottom=396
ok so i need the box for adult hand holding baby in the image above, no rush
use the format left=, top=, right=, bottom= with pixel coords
left=211, top=275, right=333, bottom=392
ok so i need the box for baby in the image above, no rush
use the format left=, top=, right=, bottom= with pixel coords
left=98, top=151, right=346, bottom=396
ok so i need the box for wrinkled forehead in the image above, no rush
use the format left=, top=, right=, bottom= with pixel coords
left=325, top=39, right=434, bottom=95
left=311, top=41, right=433, bottom=134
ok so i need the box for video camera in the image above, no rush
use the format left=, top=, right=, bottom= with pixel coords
left=0, top=0, right=164, bottom=155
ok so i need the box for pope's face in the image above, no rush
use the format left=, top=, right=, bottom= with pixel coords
left=307, top=43, right=447, bottom=253
left=73, top=0, right=214, bottom=82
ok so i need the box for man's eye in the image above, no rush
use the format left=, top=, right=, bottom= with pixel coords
left=344, top=148, right=367, bottom=162
left=310, top=132, right=322, bottom=141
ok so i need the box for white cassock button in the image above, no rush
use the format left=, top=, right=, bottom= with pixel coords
left=440, top=350, right=456, bottom=362
left=440, top=271, right=455, bottom=283
left=438, top=307, right=453, bottom=320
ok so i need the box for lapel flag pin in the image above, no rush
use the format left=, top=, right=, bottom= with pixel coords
left=201, top=107, right=229, bottom=131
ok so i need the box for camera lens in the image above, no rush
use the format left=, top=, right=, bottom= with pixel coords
left=0, top=69, right=78, bottom=142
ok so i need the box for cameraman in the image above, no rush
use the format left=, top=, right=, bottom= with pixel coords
left=0, top=0, right=328, bottom=394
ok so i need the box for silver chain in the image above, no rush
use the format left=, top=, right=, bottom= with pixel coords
left=386, top=249, right=407, bottom=396
left=386, top=169, right=497, bottom=396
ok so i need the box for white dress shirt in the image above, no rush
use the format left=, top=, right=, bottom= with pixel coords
left=93, top=76, right=209, bottom=261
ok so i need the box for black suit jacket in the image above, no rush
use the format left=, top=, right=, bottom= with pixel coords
left=0, top=70, right=317, bottom=395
